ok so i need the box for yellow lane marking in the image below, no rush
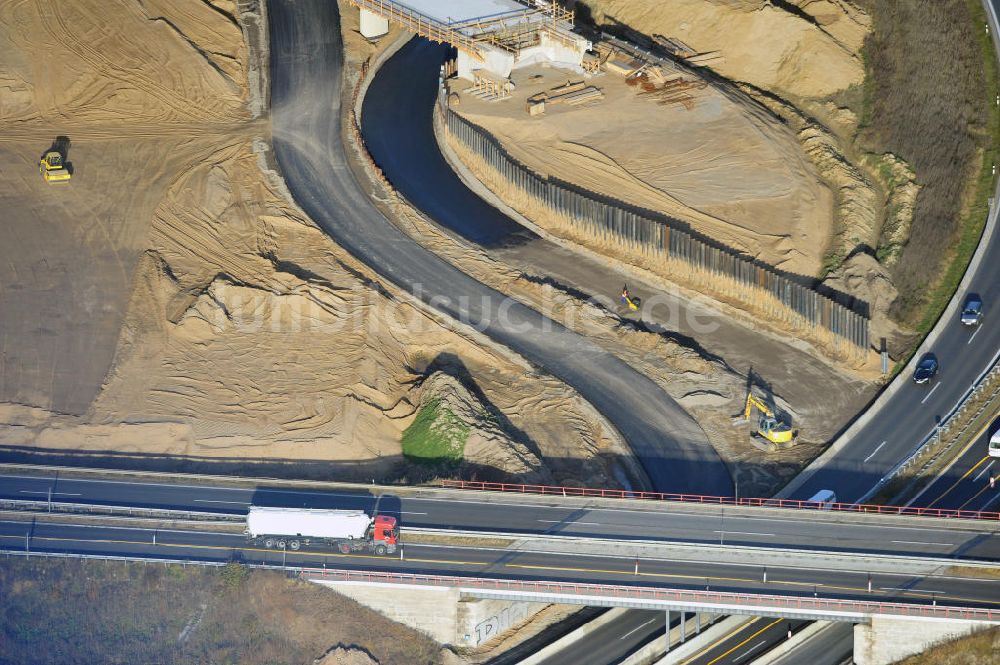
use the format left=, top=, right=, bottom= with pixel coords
left=927, top=454, right=990, bottom=508
left=505, top=563, right=633, bottom=577
left=703, top=618, right=784, bottom=665
left=958, top=483, right=994, bottom=511
left=676, top=617, right=760, bottom=665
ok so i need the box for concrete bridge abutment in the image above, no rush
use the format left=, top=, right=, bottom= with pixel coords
left=309, top=579, right=549, bottom=648
left=853, top=616, right=990, bottom=665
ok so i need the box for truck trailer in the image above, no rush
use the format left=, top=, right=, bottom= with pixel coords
left=245, top=506, right=398, bottom=555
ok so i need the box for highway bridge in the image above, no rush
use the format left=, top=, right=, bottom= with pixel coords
left=1, top=468, right=999, bottom=622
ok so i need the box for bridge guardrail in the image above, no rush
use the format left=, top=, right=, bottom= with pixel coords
left=439, top=480, right=1000, bottom=521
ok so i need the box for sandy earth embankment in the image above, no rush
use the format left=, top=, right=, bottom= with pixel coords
left=454, top=64, right=834, bottom=276
left=578, top=0, right=868, bottom=100
left=448, top=0, right=916, bottom=349
left=0, top=0, right=627, bottom=488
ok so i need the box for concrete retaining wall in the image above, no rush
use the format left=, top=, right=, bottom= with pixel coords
left=310, top=580, right=548, bottom=647
left=854, top=617, right=988, bottom=665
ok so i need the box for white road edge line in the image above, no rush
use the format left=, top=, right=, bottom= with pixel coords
left=973, top=461, right=995, bottom=483
left=735, top=640, right=767, bottom=662
left=620, top=618, right=657, bottom=640
left=864, top=441, right=888, bottom=463
left=712, top=531, right=776, bottom=537
left=18, top=491, right=81, bottom=496
left=193, top=499, right=249, bottom=505
left=890, top=540, right=954, bottom=547
left=537, top=520, right=602, bottom=525
left=920, top=383, right=941, bottom=404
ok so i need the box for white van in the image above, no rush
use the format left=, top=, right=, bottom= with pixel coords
left=807, top=489, right=837, bottom=509
left=989, top=430, right=1000, bottom=458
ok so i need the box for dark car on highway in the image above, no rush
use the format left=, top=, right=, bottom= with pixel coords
left=912, top=353, right=939, bottom=385
left=961, top=293, right=983, bottom=326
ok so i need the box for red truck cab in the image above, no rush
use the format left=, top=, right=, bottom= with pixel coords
left=373, top=514, right=398, bottom=546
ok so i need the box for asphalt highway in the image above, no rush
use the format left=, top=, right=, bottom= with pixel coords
left=911, top=426, right=1000, bottom=513
left=3, top=472, right=998, bottom=562
left=265, top=0, right=730, bottom=497
left=679, top=617, right=809, bottom=665
left=764, top=622, right=853, bottom=665
left=535, top=610, right=668, bottom=665
left=3, top=519, right=997, bottom=609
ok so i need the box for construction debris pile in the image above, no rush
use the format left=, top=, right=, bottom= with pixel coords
left=626, top=68, right=707, bottom=111
left=597, top=42, right=708, bottom=111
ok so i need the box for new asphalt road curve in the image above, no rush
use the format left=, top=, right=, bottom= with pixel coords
left=266, top=0, right=731, bottom=497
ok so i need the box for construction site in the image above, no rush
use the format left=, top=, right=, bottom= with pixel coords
left=3, top=0, right=997, bottom=662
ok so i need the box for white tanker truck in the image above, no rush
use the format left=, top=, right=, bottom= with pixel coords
left=245, top=506, right=399, bottom=555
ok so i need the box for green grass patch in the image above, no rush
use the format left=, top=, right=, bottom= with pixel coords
left=907, top=0, right=999, bottom=340
left=884, top=0, right=999, bottom=380
left=401, top=398, right=469, bottom=463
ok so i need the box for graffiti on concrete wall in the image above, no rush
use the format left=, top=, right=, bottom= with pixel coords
left=473, top=602, right=532, bottom=645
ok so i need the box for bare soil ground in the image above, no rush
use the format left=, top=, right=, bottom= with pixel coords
left=453, top=0, right=995, bottom=359
left=0, top=0, right=630, bottom=489
left=447, top=2, right=900, bottom=346
left=576, top=0, right=868, bottom=100
left=0, top=0, right=249, bottom=415
left=454, top=65, right=834, bottom=276
left=0, top=557, right=443, bottom=665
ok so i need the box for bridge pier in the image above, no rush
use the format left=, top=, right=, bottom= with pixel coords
left=854, top=616, right=989, bottom=665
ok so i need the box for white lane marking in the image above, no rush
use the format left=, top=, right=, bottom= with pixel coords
left=401, top=511, right=427, bottom=515
left=920, top=383, right=941, bottom=404
left=968, top=326, right=982, bottom=344
left=193, top=499, right=249, bottom=505
left=735, top=640, right=767, bottom=662
left=18, top=490, right=81, bottom=496
left=973, top=460, right=995, bottom=483
left=537, top=520, right=601, bottom=525
left=864, top=441, right=887, bottom=463
left=712, top=531, right=775, bottom=537
left=890, top=540, right=954, bottom=547
left=620, top=618, right=657, bottom=640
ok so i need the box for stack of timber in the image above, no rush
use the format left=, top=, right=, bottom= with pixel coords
left=526, top=80, right=604, bottom=115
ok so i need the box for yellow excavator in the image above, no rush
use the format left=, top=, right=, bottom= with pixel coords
left=39, top=150, right=71, bottom=183
left=742, top=391, right=796, bottom=445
